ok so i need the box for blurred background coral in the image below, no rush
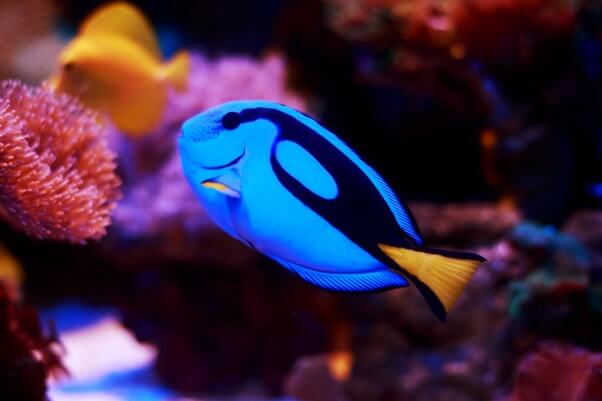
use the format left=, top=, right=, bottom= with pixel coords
left=0, top=0, right=601, bottom=400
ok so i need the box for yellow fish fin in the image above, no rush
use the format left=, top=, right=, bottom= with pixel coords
left=0, top=244, right=23, bottom=285
left=201, top=177, right=241, bottom=198
left=82, top=2, right=161, bottom=60
left=202, top=182, right=240, bottom=198
left=46, top=76, right=59, bottom=91
left=160, top=51, right=190, bottom=92
left=110, top=84, right=166, bottom=136
left=378, top=244, right=483, bottom=321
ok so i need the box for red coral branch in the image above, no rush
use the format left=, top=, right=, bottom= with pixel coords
left=0, top=283, right=65, bottom=401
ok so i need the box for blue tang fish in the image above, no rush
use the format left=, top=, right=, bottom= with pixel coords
left=179, top=101, right=485, bottom=321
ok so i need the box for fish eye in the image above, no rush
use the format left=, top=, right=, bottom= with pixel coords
left=221, top=112, right=241, bottom=130
left=63, top=62, right=76, bottom=72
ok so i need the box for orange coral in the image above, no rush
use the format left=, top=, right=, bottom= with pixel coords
left=0, top=80, right=121, bottom=243
left=326, top=0, right=578, bottom=63
left=452, top=0, right=577, bottom=63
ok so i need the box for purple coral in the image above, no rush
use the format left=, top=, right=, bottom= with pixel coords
left=169, top=52, right=307, bottom=121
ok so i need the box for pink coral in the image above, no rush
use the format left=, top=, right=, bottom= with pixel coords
left=509, top=342, right=602, bottom=401
left=0, top=80, right=121, bottom=243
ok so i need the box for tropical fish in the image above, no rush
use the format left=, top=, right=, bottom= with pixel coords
left=50, top=2, right=190, bottom=136
left=179, top=101, right=485, bottom=321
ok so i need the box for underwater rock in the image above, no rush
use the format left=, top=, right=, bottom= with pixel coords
left=564, top=210, right=602, bottom=275
left=344, top=250, right=506, bottom=401
left=409, top=203, right=521, bottom=247
left=508, top=342, right=602, bottom=401
left=321, top=0, right=588, bottom=213
left=348, top=325, right=500, bottom=401
left=496, top=220, right=602, bottom=363
left=452, top=0, right=577, bottom=65
left=284, top=354, right=349, bottom=401
left=506, top=222, right=592, bottom=317
left=480, top=120, right=576, bottom=223
left=563, top=210, right=602, bottom=315
left=408, top=377, right=490, bottom=401
left=116, top=257, right=343, bottom=395
left=325, top=0, right=578, bottom=66
left=0, top=80, right=121, bottom=243
left=0, top=283, right=64, bottom=401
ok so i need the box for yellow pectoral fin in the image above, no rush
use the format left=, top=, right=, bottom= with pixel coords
left=46, top=76, right=59, bottom=91
left=379, top=244, right=483, bottom=318
left=202, top=180, right=240, bottom=198
left=0, top=244, right=23, bottom=285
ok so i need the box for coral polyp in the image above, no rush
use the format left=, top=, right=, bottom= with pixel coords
left=0, top=80, right=121, bottom=243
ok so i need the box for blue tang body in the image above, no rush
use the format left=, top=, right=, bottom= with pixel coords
left=179, top=101, right=484, bottom=321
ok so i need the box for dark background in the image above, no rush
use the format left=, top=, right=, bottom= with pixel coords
left=2, top=1, right=602, bottom=400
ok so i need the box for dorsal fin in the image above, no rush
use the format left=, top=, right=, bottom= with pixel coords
left=81, top=2, right=161, bottom=60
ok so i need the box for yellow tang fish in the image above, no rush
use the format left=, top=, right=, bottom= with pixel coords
left=0, top=244, right=24, bottom=300
left=51, top=2, right=190, bottom=136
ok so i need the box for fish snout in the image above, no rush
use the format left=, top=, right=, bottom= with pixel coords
left=177, top=123, right=211, bottom=168
left=181, top=110, right=222, bottom=143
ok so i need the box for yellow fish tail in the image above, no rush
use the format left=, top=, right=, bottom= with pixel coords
left=161, top=51, right=190, bottom=92
left=46, top=76, right=59, bottom=91
left=378, top=244, right=484, bottom=322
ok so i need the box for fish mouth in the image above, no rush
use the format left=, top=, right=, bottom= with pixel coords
left=200, top=148, right=246, bottom=170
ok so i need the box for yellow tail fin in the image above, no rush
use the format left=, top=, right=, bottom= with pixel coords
left=378, top=244, right=483, bottom=321
left=161, top=51, right=190, bottom=92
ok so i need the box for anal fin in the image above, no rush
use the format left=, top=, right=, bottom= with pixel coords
left=271, top=256, right=408, bottom=292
